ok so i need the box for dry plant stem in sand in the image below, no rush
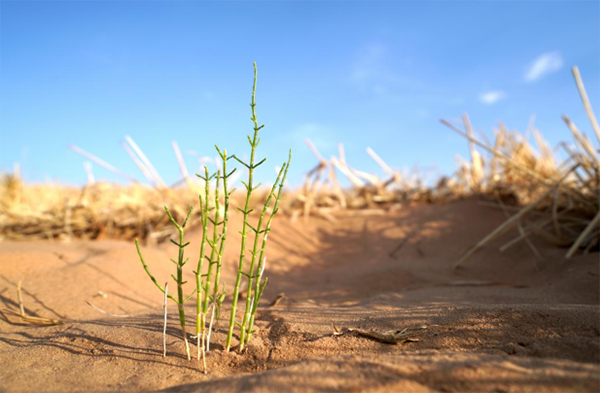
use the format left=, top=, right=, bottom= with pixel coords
left=135, top=205, right=195, bottom=360
left=444, top=65, right=599, bottom=267
left=453, top=164, right=578, bottom=269
left=0, top=280, right=62, bottom=326
left=225, top=62, right=290, bottom=352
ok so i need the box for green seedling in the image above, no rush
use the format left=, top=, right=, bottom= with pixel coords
left=135, top=62, right=289, bottom=364
left=195, top=148, right=235, bottom=367
left=135, top=206, right=195, bottom=360
left=238, top=153, right=290, bottom=351
left=194, top=166, right=212, bottom=368
left=225, top=62, right=291, bottom=352
left=243, top=150, right=291, bottom=348
left=209, top=147, right=235, bottom=325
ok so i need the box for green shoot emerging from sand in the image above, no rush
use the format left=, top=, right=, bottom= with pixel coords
left=135, top=206, right=195, bottom=360
left=195, top=147, right=235, bottom=371
left=135, top=63, right=291, bottom=367
left=225, top=63, right=292, bottom=352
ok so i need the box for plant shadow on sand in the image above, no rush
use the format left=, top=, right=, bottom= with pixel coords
left=1, top=198, right=599, bottom=392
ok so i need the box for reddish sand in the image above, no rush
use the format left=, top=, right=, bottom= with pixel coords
left=1, top=198, right=598, bottom=392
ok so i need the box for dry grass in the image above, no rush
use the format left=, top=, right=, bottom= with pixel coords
left=287, top=140, right=441, bottom=223
left=0, top=138, right=417, bottom=241
left=0, top=280, right=62, bottom=326
left=0, top=178, right=202, bottom=243
left=441, top=66, right=599, bottom=265
left=1, top=66, right=597, bottom=262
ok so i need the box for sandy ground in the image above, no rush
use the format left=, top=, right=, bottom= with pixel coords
left=1, top=198, right=599, bottom=392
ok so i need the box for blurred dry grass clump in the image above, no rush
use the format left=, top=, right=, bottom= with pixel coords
left=446, top=119, right=560, bottom=204
left=288, top=139, right=454, bottom=224
left=441, top=66, right=599, bottom=264
left=0, top=179, right=200, bottom=243
left=1, top=66, right=597, bottom=261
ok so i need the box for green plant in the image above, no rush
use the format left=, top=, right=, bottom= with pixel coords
left=209, top=148, right=234, bottom=325
left=135, top=62, right=290, bottom=364
left=135, top=206, right=195, bottom=360
left=195, top=148, right=235, bottom=368
left=225, top=62, right=291, bottom=352
left=243, top=151, right=290, bottom=347
left=194, top=166, right=212, bottom=367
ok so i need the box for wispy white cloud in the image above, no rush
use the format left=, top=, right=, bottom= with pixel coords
left=524, top=51, right=564, bottom=82
left=479, top=90, right=506, bottom=105
left=351, top=43, right=389, bottom=94
left=350, top=42, right=423, bottom=95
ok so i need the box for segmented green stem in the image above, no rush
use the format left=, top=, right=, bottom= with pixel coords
left=239, top=159, right=288, bottom=349
left=195, top=166, right=211, bottom=360
left=202, top=171, right=221, bottom=315
left=134, top=61, right=290, bottom=363
left=245, top=150, right=292, bottom=345
left=165, top=205, right=194, bottom=361
left=212, top=148, right=234, bottom=318
left=135, top=238, right=177, bottom=303
left=226, top=62, right=265, bottom=351
left=136, top=206, right=194, bottom=360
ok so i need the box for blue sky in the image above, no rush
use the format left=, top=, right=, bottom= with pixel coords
left=1, top=1, right=598, bottom=187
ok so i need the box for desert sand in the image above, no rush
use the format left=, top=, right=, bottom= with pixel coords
left=1, top=198, right=599, bottom=392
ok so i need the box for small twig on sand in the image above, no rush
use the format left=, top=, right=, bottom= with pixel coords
left=0, top=307, right=63, bottom=325
left=331, top=323, right=343, bottom=336
left=269, top=293, right=286, bottom=307
left=332, top=323, right=428, bottom=344
left=0, top=281, right=63, bottom=326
